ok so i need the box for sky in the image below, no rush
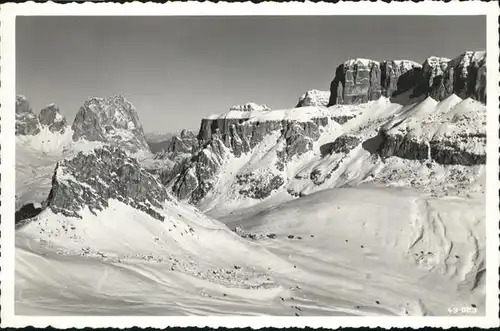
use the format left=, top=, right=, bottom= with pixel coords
left=16, top=16, right=486, bottom=134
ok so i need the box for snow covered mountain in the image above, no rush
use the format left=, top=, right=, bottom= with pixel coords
left=15, top=94, right=151, bottom=155
left=155, top=51, right=486, bottom=213
left=16, top=145, right=300, bottom=315
left=15, top=94, right=153, bottom=210
left=16, top=144, right=486, bottom=316
left=16, top=96, right=67, bottom=136
left=72, top=94, right=150, bottom=154
left=15, top=50, right=488, bottom=316
left=159, top=95, right=484, bottom=214
left=15, top=95, right=42, bottom=136
left=15, top=95, right=75, bottom=158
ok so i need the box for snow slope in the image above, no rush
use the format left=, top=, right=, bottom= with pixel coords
left=195, top=94, right=484, bottom=215
left=217, top=187, right=486, bottom=316
left=16, top=127, right=74, bottom=156
left=15, top=128, right=75, bottom=209
left=16, top=196, right=293, bottom=315
left=16, top=186, right=485, bottom=316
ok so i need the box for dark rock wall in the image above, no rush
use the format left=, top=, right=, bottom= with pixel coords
left=47, top=146, right=170, bottom=221
left=72, top=95, right=150, bottom=153
left=329, top=60, right=419, bottom=106
left=329, top=52, right=486, bottom=106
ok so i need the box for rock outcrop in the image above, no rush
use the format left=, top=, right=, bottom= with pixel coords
left=329, top=52, right=486, bottom=106
left=46, top=146, right=170, bottom=221
left=236, top=172, right=285, bottom=200
left=381, top=60, right=423, bottom=98
left=413, top=56, right=451, bottom=99
left=329, top=59, right=422, bottom=106
left=71, top=94, right=150, bottom=153
left=16, top=95, right=41, bottom=136
left=296, top=90, right=330, bottom=107
left=169, top=136, right=227, bottom=202
left=38, top=104, right=67, bottom=133
left=417, top=52, right=486, bottom=103
left=320, top=135, right=361, bottom=155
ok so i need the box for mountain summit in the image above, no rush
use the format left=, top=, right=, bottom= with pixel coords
left=15, top=95, right=41, bottom=136
left=72, top=94, right=150, bottom=153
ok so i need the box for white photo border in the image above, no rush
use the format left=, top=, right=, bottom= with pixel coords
left=1, top=1, right=499, bottom=328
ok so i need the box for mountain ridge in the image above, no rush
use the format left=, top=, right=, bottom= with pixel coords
left=15, top=50, right=487, bottom=210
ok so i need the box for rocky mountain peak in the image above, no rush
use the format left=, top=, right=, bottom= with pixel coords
left=15, top=95, right=41, bottom=136
left=71, top=94, right=150, bottom=154
left=46, top=145, right=170, bottom=221
left=296, top=89, right=330, bottom=107
left=39, top=103, right=67, bottom=134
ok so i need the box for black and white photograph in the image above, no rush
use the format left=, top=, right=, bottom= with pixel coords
left=1, top=1, right=499, bottom=328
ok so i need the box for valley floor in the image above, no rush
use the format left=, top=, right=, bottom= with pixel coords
left=15, top=186, right=485, bottom=316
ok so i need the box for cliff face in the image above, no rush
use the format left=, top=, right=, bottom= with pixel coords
left=160, top=93, right=485, bottom=208
left=47, top=146, right=170, bottom=221
left=16, top=95, right=41, bottom=136
left=168, top=137, right=227, bottom=203
left=329, top=59, right=422, bottom=106
left=381, top=60, right=423, bottom=98
left=158, top=102, right=333, bottom=204
left=72, top=95, right=150, bottom=154
left=329, top=51, right=486, bottom=106
left=419, top=52, right=487, bottom=103
left=168, top=114, right=329, bottom=204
